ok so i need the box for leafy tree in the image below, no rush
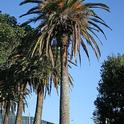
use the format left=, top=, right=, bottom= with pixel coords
left=0, top=12, right=26, bottom=64
left=0, top=12, right=32, bottom=124
left=0, top=12, right=25, bottom=123
left=20, top=0, right=110, bottom=124
left=0, top=13, right=17, bottom=25
left=93, top=55, right=124, bottom=124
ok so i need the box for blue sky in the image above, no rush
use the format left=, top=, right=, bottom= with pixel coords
left=0, top=0, right=124, bottom=124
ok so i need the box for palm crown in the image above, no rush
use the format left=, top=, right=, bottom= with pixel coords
left=20, top=0, right=110, bottom=62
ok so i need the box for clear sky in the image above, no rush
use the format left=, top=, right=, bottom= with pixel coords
left=0, top=0, right=124, bottom=124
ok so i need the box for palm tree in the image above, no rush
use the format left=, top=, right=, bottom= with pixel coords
left=11, top=30, right=61, bottom=124
left=15, top=84, right=28, bottom=124
left=0, top=68, right=30, bottom=124
left=25, top=54, right=60, bottom=124
left=0, top=14, right=35, bottom=124
left=20, top=0, right=110, bottom=124
left=15, top=91, right=23, bottom=124
left=6, top=55, right=29, bottom=124
left=0, top=68, right=18, bottom=124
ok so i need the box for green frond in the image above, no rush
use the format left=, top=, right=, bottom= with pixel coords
left=90, top=18, right=111, bottom=30
left=20, top=18, right=37, bottom=26
left=80, top=39, right=90, bottom=60
left=85, top=3, right=110, bottom=12
left=88, top=27, right=103, bottom=45
left=20, top=10, right=41, bottom=18
left=20, top=0, right=42, bottom=6
left=49, top=46, right=55, bottom=67
left=87, top=33, right=101, bottom=57
left=88, top=21, right=107, bottom=40
left=81, top=28, right=100, bottom=59
left=68, top=60, right=77, bottom=66
left=68, top=72, right=73, bottom=87
left=32, top=34, right=44, bottom=57
left=26, top=6, right=39, bottom=13
left=20, top=0, right=110, bottom=68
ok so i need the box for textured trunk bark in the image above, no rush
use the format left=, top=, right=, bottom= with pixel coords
left=3, top=102, right=10, bottom=124
left=15, top=95, right=23, bottom=124
left=15, top=84, right=25, bottom=124
left=59, top=34, right=70, bottom=124
left=33, top=89, right=44, bottom=124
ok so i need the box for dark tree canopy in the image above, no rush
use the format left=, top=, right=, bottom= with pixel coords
left=0, top=12, right=34, bottom=116
left=93, top=55, right=124, bottom=124
left=0, top=12, right=26, bottom=64
left=0, top=13, right=17, bottom=26
left=0, top=11, right=59, bottom=105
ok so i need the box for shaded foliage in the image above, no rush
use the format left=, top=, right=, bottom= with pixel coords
left=93, top=55, right=124, bottom=124
left=0, top=12, right=26, bottom=64
left=0, top=13, right=33, bottom=121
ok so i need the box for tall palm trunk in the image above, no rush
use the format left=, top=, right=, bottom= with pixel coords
left=15, top=85, right=25, bottom=124
left=33, top=87, right=44, bottom=124
left=15, top=95, right=23, bottom=124
left=3, top=101, right=10, bottom=124
left=59, top=34, right=70, bottom=124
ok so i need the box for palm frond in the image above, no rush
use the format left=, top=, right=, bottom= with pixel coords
left=20, top=0, right=42, bottom=5
left=20, top=10, right=41, bottom=18
left=80, top=39, right=90, bottom=60
left=88, top=27, right=103, bottom=45
left=85, top=3, right=110, bottom=12
left=90, top=18, right=111, bottom=30
left=88, top=21, right=107, bottom=40
left=81, top=28, right=100, bottom=59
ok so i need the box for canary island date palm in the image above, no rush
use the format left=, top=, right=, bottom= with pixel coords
left=0, top=68, right=19, bottom=124
left=30, top=55, right=60, bottom=124
left=11, top=30, right=61, bottom=124
left=6, top=50, right=31, bottom=124
left=21, top=53, right=60, bottom=124
left=20, top=0, right=110, bottom=124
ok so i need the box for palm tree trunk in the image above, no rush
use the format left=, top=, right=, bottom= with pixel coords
left=3, top=101, right=10, bottom=124
left=15, top=84, right=25, bottom=124
left=33, top=87, right=44, bottom=124
left=15, top=95, right=23, bottom=124
left=59, top=34, right=70, bottom=124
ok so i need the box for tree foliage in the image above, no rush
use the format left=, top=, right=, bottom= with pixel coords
left=20, top=0, right=111, bottom=63
left=93, top=55, right=124, bottom=124
left=0, top=12, right=33, bottom=122
left=0, top=12, right=26, bottom=64
left=0, top=12, right=61, bottom=123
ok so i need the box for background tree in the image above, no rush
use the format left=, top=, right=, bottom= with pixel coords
left=20, top=0, right=110, bottom=124
left=0, top=12, right=32, bottom=124
left=0, top=12, right=26, bottom=64
left=29, top=55, right=60, bottom=124
left=93, top=55, right=124, bottom=124
left=0, top=66, right=19, bottom=124
left=10, top=28, right=61, bottom=124
left=0, top=12, right=25, bottom=124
